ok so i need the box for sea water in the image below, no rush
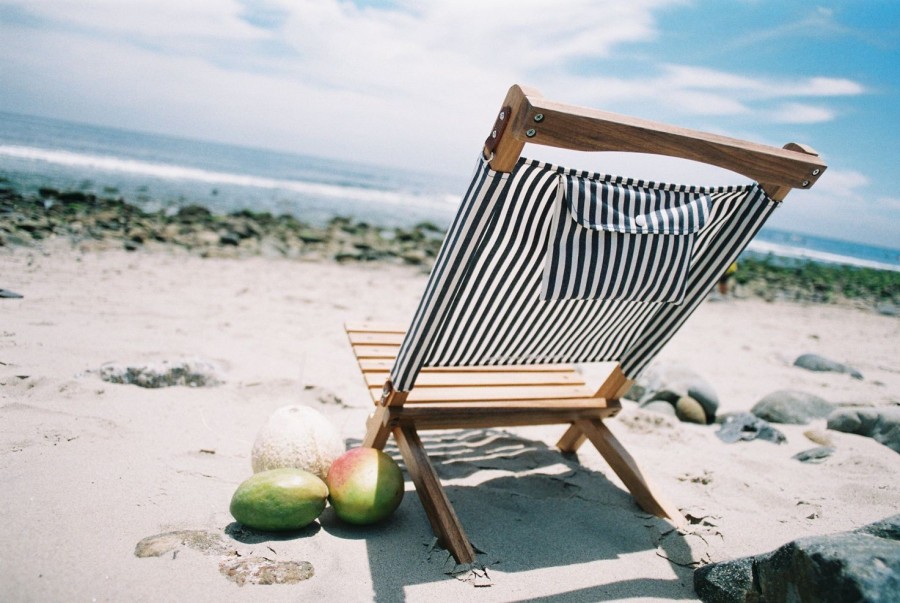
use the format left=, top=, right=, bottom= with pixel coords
left=2, top=111, right=898, bottom=271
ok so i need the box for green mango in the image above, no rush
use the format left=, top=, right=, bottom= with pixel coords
left=230, top=468, right=328, bottom=531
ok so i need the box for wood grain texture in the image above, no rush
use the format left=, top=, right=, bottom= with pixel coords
left=483, top=85, right=826, bottom=189
left=394, top=425, right=476, bottom=564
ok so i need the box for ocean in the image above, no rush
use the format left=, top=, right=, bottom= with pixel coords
left=2, top=111, right=898, bottom=272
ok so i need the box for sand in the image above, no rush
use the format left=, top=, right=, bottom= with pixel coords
left=2, top=243, right=898, bottom=602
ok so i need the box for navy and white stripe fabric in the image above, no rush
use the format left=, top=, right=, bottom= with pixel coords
left=542, top=175, right=713, bottom=303
left=390, top=156, right=778, bottom=392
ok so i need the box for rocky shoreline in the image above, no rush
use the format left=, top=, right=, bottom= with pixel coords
left=0, top=183, right=444, bottom=268
left=2, top=181, right=898, bottom=310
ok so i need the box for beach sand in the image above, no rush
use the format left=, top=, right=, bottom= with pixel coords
left=2, top=243, right=898, bottom=601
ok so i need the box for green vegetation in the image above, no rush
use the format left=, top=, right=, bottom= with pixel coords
left=734, top=256, right=899, bottom=306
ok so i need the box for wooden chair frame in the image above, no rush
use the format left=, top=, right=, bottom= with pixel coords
left=346, top=85, right=826, bottom=564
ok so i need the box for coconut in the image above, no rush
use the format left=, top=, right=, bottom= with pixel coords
left=250, top=405, right=345, bottom=480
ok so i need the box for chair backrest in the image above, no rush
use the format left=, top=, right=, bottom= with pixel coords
left=388, top=85, right=826, bottom=392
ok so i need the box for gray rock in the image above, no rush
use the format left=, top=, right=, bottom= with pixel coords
left=794, top=353, right=863, bottom=380
left=640, top=399, right=677, bottom=417
left=716, top=412, right=786, bottom=444
left=692, top=556, right=755, bottom=603
left=875, top=303, right=898, bottom=317
left=751, top=390, right=836, bottom=425
left=219, top=232, right=241, bottom=246
left=635, top=363, right=719, bottom=423
left=694, top=514, right=900, bottom=603
left=99, top=359, right=222, bottom=388
left=827, top=407, right=900, bottom=453
left=792, top=446, right=835, bottom=463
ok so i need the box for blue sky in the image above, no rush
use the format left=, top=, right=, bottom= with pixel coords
left=0, top=0, right=898, bottom=247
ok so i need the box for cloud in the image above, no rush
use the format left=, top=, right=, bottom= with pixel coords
left=0, top=0, right=873, bottom=174
left=770, top=103, right=836, bottom=124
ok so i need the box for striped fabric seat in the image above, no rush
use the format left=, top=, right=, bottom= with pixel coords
left=390, top=156, right=777, bottom=392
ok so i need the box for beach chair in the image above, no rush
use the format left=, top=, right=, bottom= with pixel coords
left=345, top=84, right=826, bottom=564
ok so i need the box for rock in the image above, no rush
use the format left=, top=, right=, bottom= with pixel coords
left=804, top=428, right=834, bottom=447
left=676, top=396, right=708, bottom=424
left=219, top=232, right=241, bottom=246
left=640, top=399, right=677, bottom=417
left=694, top=514, right=900, bottom=603
left=693, top=556, right=755, bottom=603
left=875, top=303, right=898, bottom=317
left=400, top=249, right=428, bottom=265
left=715, top=412, right=786, bottom=444
left=176, top=204, right=213, bottom=223
left=794, top=353, right=863, bottom=380
left=827, top=407, right=900, bottom=453
left=751, top=390, right=836, bottom=425
left=0, top=288, right=24, bottom=299
left=98, top=359, right=222, bottom=388
left=297, top=229, right=328, bottom=244
left=635, top=363, right=719, bottom=423
left=792, top=446, right=836, bottom=463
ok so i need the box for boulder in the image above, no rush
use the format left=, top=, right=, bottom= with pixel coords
left=827, top=407, right=900, bottom=454
left=751, top=390, right=836, bottom=425
left=794, top=353, right=863, bottom=380
left=694, top=514, right=900, bottom=603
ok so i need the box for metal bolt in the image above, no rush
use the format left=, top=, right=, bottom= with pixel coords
left=812, top=169, right=820, bottom=176
left=533, top=113, right=544, bottom=122
left=491, top=130, right=497, bottom=139
left=526, top=128, right=537, bottom=137
left=499, top=111, right=506, bottom=120
left=802, top=180, right=810, bottom=187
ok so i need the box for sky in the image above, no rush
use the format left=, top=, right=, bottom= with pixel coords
left=1, top=0, right=898, bottom=247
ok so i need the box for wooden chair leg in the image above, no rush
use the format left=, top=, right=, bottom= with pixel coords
left=362, top=407, right=392, bottom=449
left=393, top=424, right=476, bottom=564
left=557, top=423, right=587, bottom=453
left=575, top=418, right=685, bottom=527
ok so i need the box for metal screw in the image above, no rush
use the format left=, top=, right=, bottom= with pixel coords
left=802, top=180, right=810, bottom=187
left=533, top=113, right=544, bottom=122
left=526, top=129, right=537, bottom=137
left=812, top=169, right=820, bottom=176
left=499, top=111, right=506, bottom=120
left=491, top=130, right=497, bottom=139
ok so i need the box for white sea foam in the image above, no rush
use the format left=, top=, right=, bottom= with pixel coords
left=0, top=144, right=459, bottom=211
left=746, top=240, right=899, bottom=272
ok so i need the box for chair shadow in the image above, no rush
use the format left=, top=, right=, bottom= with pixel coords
left=325, top=429, right=699, bottom=602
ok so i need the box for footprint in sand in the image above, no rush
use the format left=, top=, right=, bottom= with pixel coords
left=134, top=529, right=315, bottom=586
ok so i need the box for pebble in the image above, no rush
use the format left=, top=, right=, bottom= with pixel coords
left=792, top=446, right=836, bottom=463
left=675, top=396, right=708, bottom=424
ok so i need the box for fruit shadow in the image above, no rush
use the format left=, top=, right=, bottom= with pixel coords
left=224, top=521, right=321, bottom=544
left=335, top=429, right=698, bottom=601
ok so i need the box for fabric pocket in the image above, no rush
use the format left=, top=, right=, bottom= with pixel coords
left=541, top=174, right=713, bottom=303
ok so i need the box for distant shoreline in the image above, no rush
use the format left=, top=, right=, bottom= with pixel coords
left=2, top=182, right=898, bottom=312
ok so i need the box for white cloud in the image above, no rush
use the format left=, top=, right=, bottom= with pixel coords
left=770, top=103, right=836, bottom=124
